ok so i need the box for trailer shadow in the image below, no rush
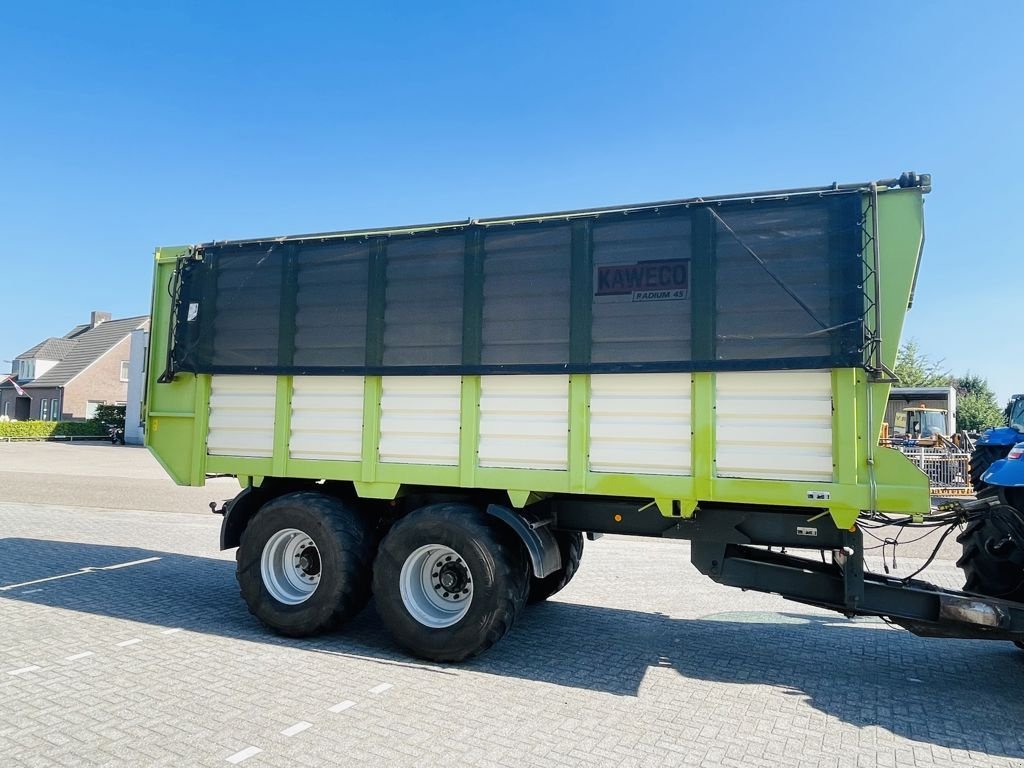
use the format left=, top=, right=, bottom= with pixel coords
left=2, top=537, right=1023, bottom=758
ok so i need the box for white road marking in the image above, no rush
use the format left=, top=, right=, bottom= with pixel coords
left=65, top=652, right=94, bottom=661
left=226, top=746, right=261, bottom=764
left=328, top=700, right=356, bottom=713
left=822, top=622, right=894, bottom=631
left=160, top=628, right=183, bottom=635
left=20, top=589, right=43, bottom=594
left=368, top=683, right=392, bottom=695
left=0, top=557, right=161, bottom=592
left=116, top=638, right=142, bottom=647
left=8, top=665, right=41, bottom=676
left=101, top=557, right=162, bottom=571
left=281, top=721, right=312, bottom=737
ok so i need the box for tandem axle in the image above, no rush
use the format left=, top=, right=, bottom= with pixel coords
left=217, top=483, right=1024, bottom=659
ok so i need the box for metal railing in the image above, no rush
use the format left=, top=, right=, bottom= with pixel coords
left=897, top=446, right=973, bottom=495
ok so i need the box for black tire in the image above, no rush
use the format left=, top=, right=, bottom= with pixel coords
left=970, top=444, right=1011, bottom=493
left=372, top=503, right=529, bottom=663
left=956, top=490, right=1024, bottom=603
left=237, top=492, right=374, bottom=637
left=1015, top=641, right=1024, bottom=652
left=528, top=530, right=584, bottom=603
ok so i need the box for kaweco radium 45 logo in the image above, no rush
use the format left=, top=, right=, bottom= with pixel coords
left=595, top=259, right=689, bottom=302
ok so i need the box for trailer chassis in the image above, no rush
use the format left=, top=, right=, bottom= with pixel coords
left=546, top=497, right=1024, bottom=643
left=217, top=481, right=1024, bottom=649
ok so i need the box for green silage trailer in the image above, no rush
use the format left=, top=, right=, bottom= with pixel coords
left=145, top=172, right=1024, bottom=661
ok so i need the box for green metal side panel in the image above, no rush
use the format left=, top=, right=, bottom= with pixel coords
left=145, top=187, right=931, bottom=528
left=857, top=189, right=930, bottom=521
left=145, top=246, right=207, bottom=487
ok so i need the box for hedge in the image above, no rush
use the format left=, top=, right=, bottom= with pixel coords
left=0, top=420, right=108, bottom=439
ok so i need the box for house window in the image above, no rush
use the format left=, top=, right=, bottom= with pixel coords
left=50, top=396, right=60, bottom=421
left=40, top=400, right=48, bottom=421
left=86, top=401, right=104, bottom=419
left=2, top=402, right=8, bottom=417
left=120, top=361, right=130, bottom=382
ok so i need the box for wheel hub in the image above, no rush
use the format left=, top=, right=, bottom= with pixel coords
left=399, top=545, right=474, bottom=628
left=261, top=528, right=322, bottom=605
left=297, top=546, right=321, bottom=577
left=434, top=559, right=470, bottom=598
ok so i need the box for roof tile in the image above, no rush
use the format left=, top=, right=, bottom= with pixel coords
left=26, top=316, right=149, bottom=388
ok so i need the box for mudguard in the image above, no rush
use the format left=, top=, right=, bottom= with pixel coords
left=977, top=426, right=1024, bottom=448
left=485, top=504, right=562, bottom=579
left=982, top=444, right=1024, bottom=488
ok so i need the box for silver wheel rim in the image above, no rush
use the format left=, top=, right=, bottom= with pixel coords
left=261, top=528, right=321, bottom=605
left=399, top=544, right=474, bottom=628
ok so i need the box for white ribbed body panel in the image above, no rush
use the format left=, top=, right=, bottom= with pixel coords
left=478, top=375, right=569, bottom=470
left=716, top=370, right=833, bottom=482
left=379, top=376, right=461, bottom=465
left=589, top=373, right=692, bottom=475
left=207, top=375, right=276, bottom=458
left=289, top=377, right=364, bottom=461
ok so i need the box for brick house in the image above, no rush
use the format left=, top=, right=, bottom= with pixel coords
left=0, top=312, right=150, bottom=421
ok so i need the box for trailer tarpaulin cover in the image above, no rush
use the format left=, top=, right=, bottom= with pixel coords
left=167, top=192, right=865, bottom=377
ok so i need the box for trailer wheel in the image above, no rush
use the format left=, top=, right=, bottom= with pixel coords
left=970, top=445, right=1010, bottom=493
left=372, top=503, right=529, bottom=662
left=956, top=492, right=1024, bottom=604
left=237, top=492, right=373, bottom=637
left=528, top=530, right=584, bottom=603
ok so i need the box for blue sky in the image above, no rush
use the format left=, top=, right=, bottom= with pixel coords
left=1, top=1, right=1021, bottom=402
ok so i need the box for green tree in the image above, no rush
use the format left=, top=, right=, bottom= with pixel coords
left=92, top=404, right=125, bottom=429
left=951, top=372, right=1004, bottom=432
left=893, top=339, right=950, bottom=387
left=958, top=391, right=1005, bottom=432
left=954, top=372, right=991, bottom=400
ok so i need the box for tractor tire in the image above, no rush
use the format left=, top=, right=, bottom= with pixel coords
left=372, top=503, right=529, bottom=663
left=237, top=492, right=374, bottom=637
left=956, top=490, right=1024, bottom=604
left=528, top=530, right=584, bottom=604
left=970, top=445, right=1011, bottom=493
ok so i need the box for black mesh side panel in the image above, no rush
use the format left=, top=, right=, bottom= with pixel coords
left=167, top=192, right=866, bottom=375
left=210, top=246, right=283, bottom=368
left=480, top=225, right=571, bottom=366
left=591, top=215, right=692, bottom=364
left=383, top=236, right=464, bottom=366
left=293, top=241, right=369, bottom=368
left=713, top=196, right=862, bottom=364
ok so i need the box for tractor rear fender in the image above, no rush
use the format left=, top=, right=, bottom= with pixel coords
left=983, top=445, right=1024, bottom=488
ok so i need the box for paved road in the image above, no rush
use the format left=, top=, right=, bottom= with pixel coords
left=1, top=444, right=1022, bottom=767
left=0, top=442, right=965, bottom=562
left=0, top=442, right=238, bottom=514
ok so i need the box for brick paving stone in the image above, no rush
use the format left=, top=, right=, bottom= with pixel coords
left=1, top=488, right=1023, bottom=767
